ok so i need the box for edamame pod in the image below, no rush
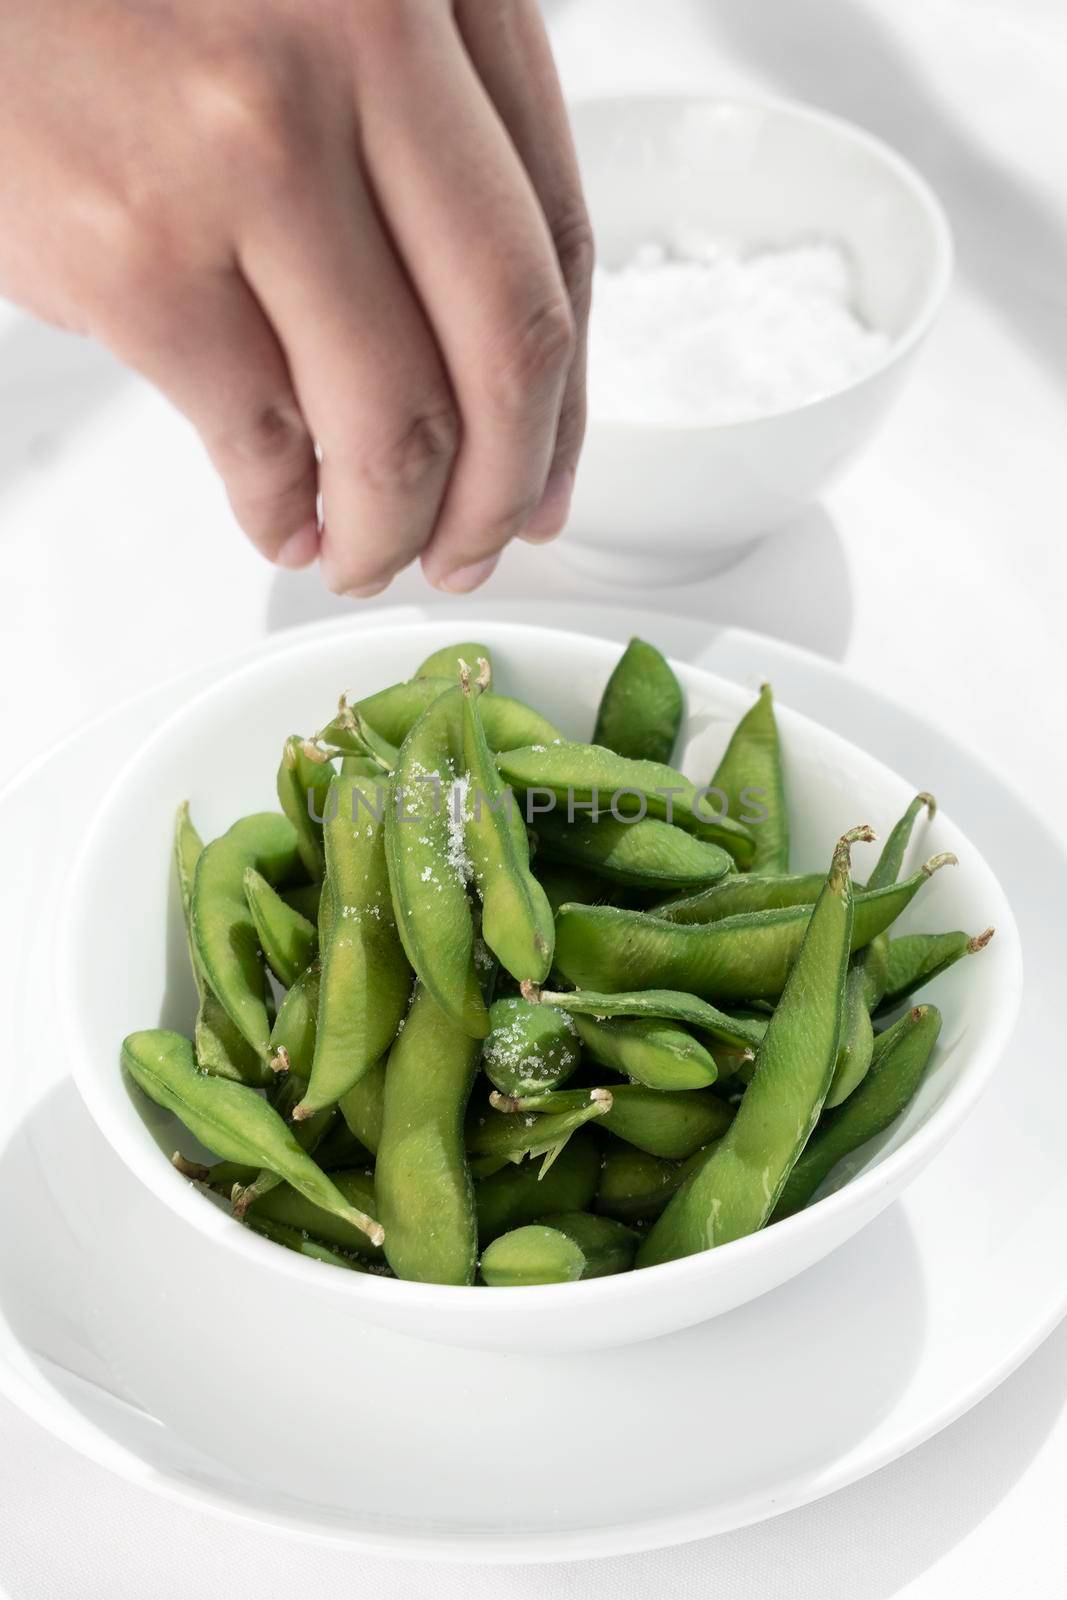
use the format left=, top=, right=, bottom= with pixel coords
left=294, top=773, right=411, bottom=1118
left=476, top=1131, right=600, bottom=1244
left=277, top=737, right=334, bottom=878
left=639, top=828, right=868, bottom=1265
left=532, top=984, right=765, bottom=1054
left=877, top=928, right=994, bottom=1013
left=534, top=862, right=621, bottom=915
left=174, top=805, right=270, bottom=1087
left=772, top=1005, right=942, bottom=1219
left=416, top=641, right=491, bottom=680
left=376, top=983, right=482, bottom=1284
left=246, top=1168, right=385, bottom=1260
left=653, top=872, right=831, bottom=925
left=280, top=881, right=323, bottom=922
left=496, top=742, right=755, bottom=865
left=339, top=1057, right=387, bottom=1154
left=354, top=678, right=563, bottom=752
left=480, top=1213, right=638, bottom=1285
left=481, top=995, right=580, bottom=1098
left=244, top=868, right=317, bottom=987
left=709, top=684, right=788, bottom=872
left=592, top=637, right=683, bottom=766
left=568, top=1012, right=718, bottom=1091
left=122, top=1030, right=383, bottom=1246
left=594, top=1141, right=689, bottom=1224
left=467, top=1092, right=612, bottom=1178
left=531, top=809, right=732, bottom=890
left=554, top=853, right=955, bottom=1006
left=460, top=660, right=554, bottom=982
left=504, top=1085, right=733, bottom=1161
left=385, top=685, right=488, bottom=1038
left=190, top=813, right=302, bottom=1060
left=244, top=1215, right=376, bottom=1272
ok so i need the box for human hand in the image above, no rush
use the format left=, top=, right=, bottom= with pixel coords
left=0, top=0, right=591, bottom=594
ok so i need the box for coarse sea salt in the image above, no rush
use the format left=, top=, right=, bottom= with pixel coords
left=588, top=236, right=890, bottom=426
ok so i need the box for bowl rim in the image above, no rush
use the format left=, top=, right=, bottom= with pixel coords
left=572, top=89, right=955, bottom=434
left=59, top=617, right=1022, bottom=1317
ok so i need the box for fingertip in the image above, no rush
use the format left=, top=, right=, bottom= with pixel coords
left=274, top=519, right=321, bottom=570
left=426, top=554, right=500, bottom=594
left=520, top=467, right=574, bottom=543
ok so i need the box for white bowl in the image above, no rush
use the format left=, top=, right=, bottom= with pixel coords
left=60, top=621, right=1019, bottom=1353
left=565, top=95, right=953, bottom=584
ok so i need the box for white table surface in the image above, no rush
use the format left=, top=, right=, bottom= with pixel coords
left=1, top=0, right=1064, bottom=1593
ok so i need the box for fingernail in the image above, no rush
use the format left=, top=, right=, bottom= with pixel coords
left=275, top=520, right=320, bottom=570
left=436, top=555, right=499, bottom=594
left=521, top=469, right=574, bottom=543
left=344, top=578, right=391, bottom=599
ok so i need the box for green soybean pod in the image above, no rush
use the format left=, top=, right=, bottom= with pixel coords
left=244, top=868, right=317, bottom=987
left=247, top=1168, right=385, bottom=1261
left=533, top=984, right=766, bottom=1054
left=592, top=638, right=684, bottom=767
left=709, top=683, right=789, bottom=873
left=460, top=661, right=554, bottom=983
left=277, top=736, right=334, bottom=879
left=531, top=809, right=732, bottom=891
left=294, top=773, right=411, bottom=1118
left=568, top=1012, right=718, bottom=1091
left=496, top=742, right=755, bottom=866
left=243, top=1214, right=379, bottom=1272
left=312, top=697, right=398, bottom=772
left=122, top=1030, right=383, bottom=1246
left=355, top=678, right=563, bottom=752
left=653, top=872, right=829, bottom=925
left=375, top=983, right=482, bottom=1284
left=416, top=641, right=492, bottom=680
left=506, top=1085, right=733, bottom=1161
left=339, top=1057, right=387, bottom=1154
left=480, top=1213, right=638, bottom=1286
left=482, top=995, right=580, bottom=1098
left=639, top=828, right=868, bottom=1267
left=535, top=862, right=620, bottom=915
left=594, top=1141, right=688, bottom=1224
left=232, top=1058, right=336, bottom=1217
left=191, top=813, right=302, bottom=1060
left=877, top=928, right=994, bottom=1013
left=467, top=1094, right=613, bottom=1178
left=281, top=881, right=323, bottom=923
left=773, top=1005, right=943, bottom=1219
left=385, top=684, right=488, bottom=1038
left=827, top=793, right=938, bottom=1107
left=174, top=805, right=270, bottom=1088
left=554, top=853, right=954, bottom=1006
left=476, top=1130, right=600, bottom=1244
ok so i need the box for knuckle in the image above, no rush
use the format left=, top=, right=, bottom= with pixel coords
left=191, top=58, right=307, bottom=190
left=483, top=295, right=576, bottom=418
left=222, top=398, right=312, bottom=470
left=354, top=403, right=461, bottom=496
left=552, top=206, right=596, bottom=304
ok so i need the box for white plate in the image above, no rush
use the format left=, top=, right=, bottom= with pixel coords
left=0, top=605, right=1059, bottom=1562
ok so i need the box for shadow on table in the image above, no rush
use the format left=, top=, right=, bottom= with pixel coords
left=265, top=503, right=854, bottom=663
left=708, top=0, right=1067, bottom=388
left=0, top=316, right=128, bottom=498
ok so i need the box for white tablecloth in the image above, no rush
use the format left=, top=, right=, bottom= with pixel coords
left=2, top=1, right=1065, bottom=1593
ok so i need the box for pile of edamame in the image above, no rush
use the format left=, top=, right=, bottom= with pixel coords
left=123, top=638, right=995, bottom=1287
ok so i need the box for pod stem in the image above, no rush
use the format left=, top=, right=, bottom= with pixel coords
left=290, top=1098, right=313, bottom=1122
left=969, top=926, right=995, bottom=953
left=269, top=1046, right=290, bottom=1075
left=520, top=979, right=542, bottom=1004
left=922, top=851, right=958, bottom=877
left=917, top=791, right=937, bottom=819
left=171, top=1152, right=210, bottom=1182
left=488, top=1090, right=523, bottom=1113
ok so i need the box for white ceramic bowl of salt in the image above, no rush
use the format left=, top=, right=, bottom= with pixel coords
left=564, top=95, right=952, bottom=584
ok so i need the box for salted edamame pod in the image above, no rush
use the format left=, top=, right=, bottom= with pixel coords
left=277, top=737, right=334, bottom=879
left=531, top=809, right=731, bottom=891
left=375, top=983, right=483, bottom=1284
left=354, top=678, right=564, bottom=752
left=653, top=872, right=831, bottom=925
left=567, top=1012, right=718, bottom=1091
left=639, top=828, right=869, bottom=1266
left=592, top=637, right=683, bottom=767
left=339, top=1057, right=387, bottom=1155
left=244, top=868, right=317, bottom=988
left=416, top=641, right=492, bottom=680
left=594, top=1141, right=692, bottom=1224
left=294, top=773, right=411, bottom=1118
left=531, top=983, right=765, bottom=1055
left=481, top=994, right=580, bottom=1099
left=708, top=683, right=789, bottom=872
left=190, top=812, right=302, bottom=1060
left=502, top=1084, right=733, bottom=1161
left=467, top=1092, right=613, bottom=1178
left=385, top=684, right=488, bottom=1038
left=475, top=1131, right=600, bottom=1244
left=174, top=805, right=270, bottom=1087
left=773, top=1004, right=943, bottom=1219
left=460, top=659, right=554, bottom=983
left=246, top=1167, right=385, bottom=1261
left=480, top=1213, right=638, bottom=1286
left=554, top=853, right=955, bottom=1005
left=122, top=1030, right=383, bottom=1246
left=495, top=743, right=755, bottom=866
left=877, top=928, right=994, bottom=1013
